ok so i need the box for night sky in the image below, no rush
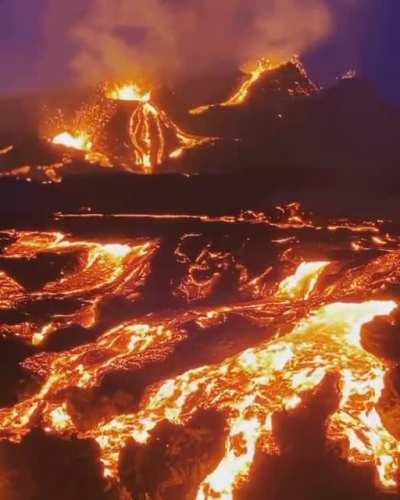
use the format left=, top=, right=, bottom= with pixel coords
left=0, top=0, right=399, bottom=105
left=359, top=1, right=400, bottom=106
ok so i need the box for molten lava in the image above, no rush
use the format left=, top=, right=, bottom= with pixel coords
left=277, top=261, right=329, bottom=299
left=106, top=82, right=217, bottom=173
left=1, top=204, right=400, bottom=498
left=49, top=129, right=112, bottom=178
left=91, top=300, right=398, bottom=497
left=222, top=58, right=280, bottom=106
left=0, top=230, right=158, bottom=345
left=52, top=131, right=93, bottom=152
left=43, top=82, right=216, bottom=176
left=129, top=100, right=216, bottom=173
left=106, top=83, right=151, bottom=103
left=190, top=58, right=283, bottom=115
left=189, top=57, right=317, bottom=115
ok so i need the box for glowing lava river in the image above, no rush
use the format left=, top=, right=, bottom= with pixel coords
left=0, top=203, right=400, bottom=499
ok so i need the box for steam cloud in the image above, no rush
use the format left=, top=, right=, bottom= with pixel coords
left=43, top=0, right=354, bottom=85
left=39, top=0, right=364, bottom=87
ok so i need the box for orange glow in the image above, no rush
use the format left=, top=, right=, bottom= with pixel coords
left=50, top=131, right=111, bottom=176
left=0, top=208, right=400, bottom=497
left=54, top=203, right=389, bottom=245
left=190, top=58, right=283, bottom=114
left=89, top=298, right=398, bottom=494
left=106, top=83, right=151, bottom=102
left=52, top=131, right=93, bottom=152
left=102, top=243, right=133, bottom=258
left=129, top=100, right=216, bottom=173
left=221, top=58, right=280, bottom=107
left=0, top=145, right=13, bottom=155
left=4, top=81, right=216, bottom=179
left=278, top=261, right=330, bottom=299
left=0, top=231, right=158, bottom=345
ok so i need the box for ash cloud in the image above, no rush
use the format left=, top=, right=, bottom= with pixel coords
left=43, top=0, right=338, bottom=85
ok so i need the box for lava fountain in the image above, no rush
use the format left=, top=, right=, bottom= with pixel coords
left=106, top=83, right=151, bottom=103
left=52, top=131, right=93, bottom=152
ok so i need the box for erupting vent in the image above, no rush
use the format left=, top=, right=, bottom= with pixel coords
left=106, top=83, right=151, bottom=103
left=52, top=131, right=93, bottom=153
left=45, top=83, right=216, bottom=175
left=0, top=57, right=323, bottom=181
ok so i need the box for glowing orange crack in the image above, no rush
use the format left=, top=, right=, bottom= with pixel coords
left=189, top=58, right=295, bottom=115
left=0, top=231, right=158, bottom=345
left=129, top=100, right=216, bottom=174
left=0, top=260, right=328, bottom=443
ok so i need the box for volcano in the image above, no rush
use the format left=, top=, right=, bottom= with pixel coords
left=0, top=82, right=217, bottom=180
left=1, top=59, right=399, bottom=185
left=0, top=59, right=400, bottom=500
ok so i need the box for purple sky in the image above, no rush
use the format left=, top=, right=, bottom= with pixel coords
left=1, top=0, right=399, bottom=104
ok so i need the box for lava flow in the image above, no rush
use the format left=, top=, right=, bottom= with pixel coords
left=1, top=206, right=400, bottom=498
left=45, top=83, right=216, bottom=176
left=0, top=230, right=158, bottom=345
left=1, top=58, right=322, bottom=181
left=107, top=83, right=216, bottom=173
left=190, top=58, right=276, bottom=115
left=52, top=131, right=93, bottom=152
left=92, top=300, right=398, bottom=498
left=190, top=57, right=317, bottom=115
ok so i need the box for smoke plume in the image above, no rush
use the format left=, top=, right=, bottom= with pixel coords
left=43, top=0, right=336, bottom=85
